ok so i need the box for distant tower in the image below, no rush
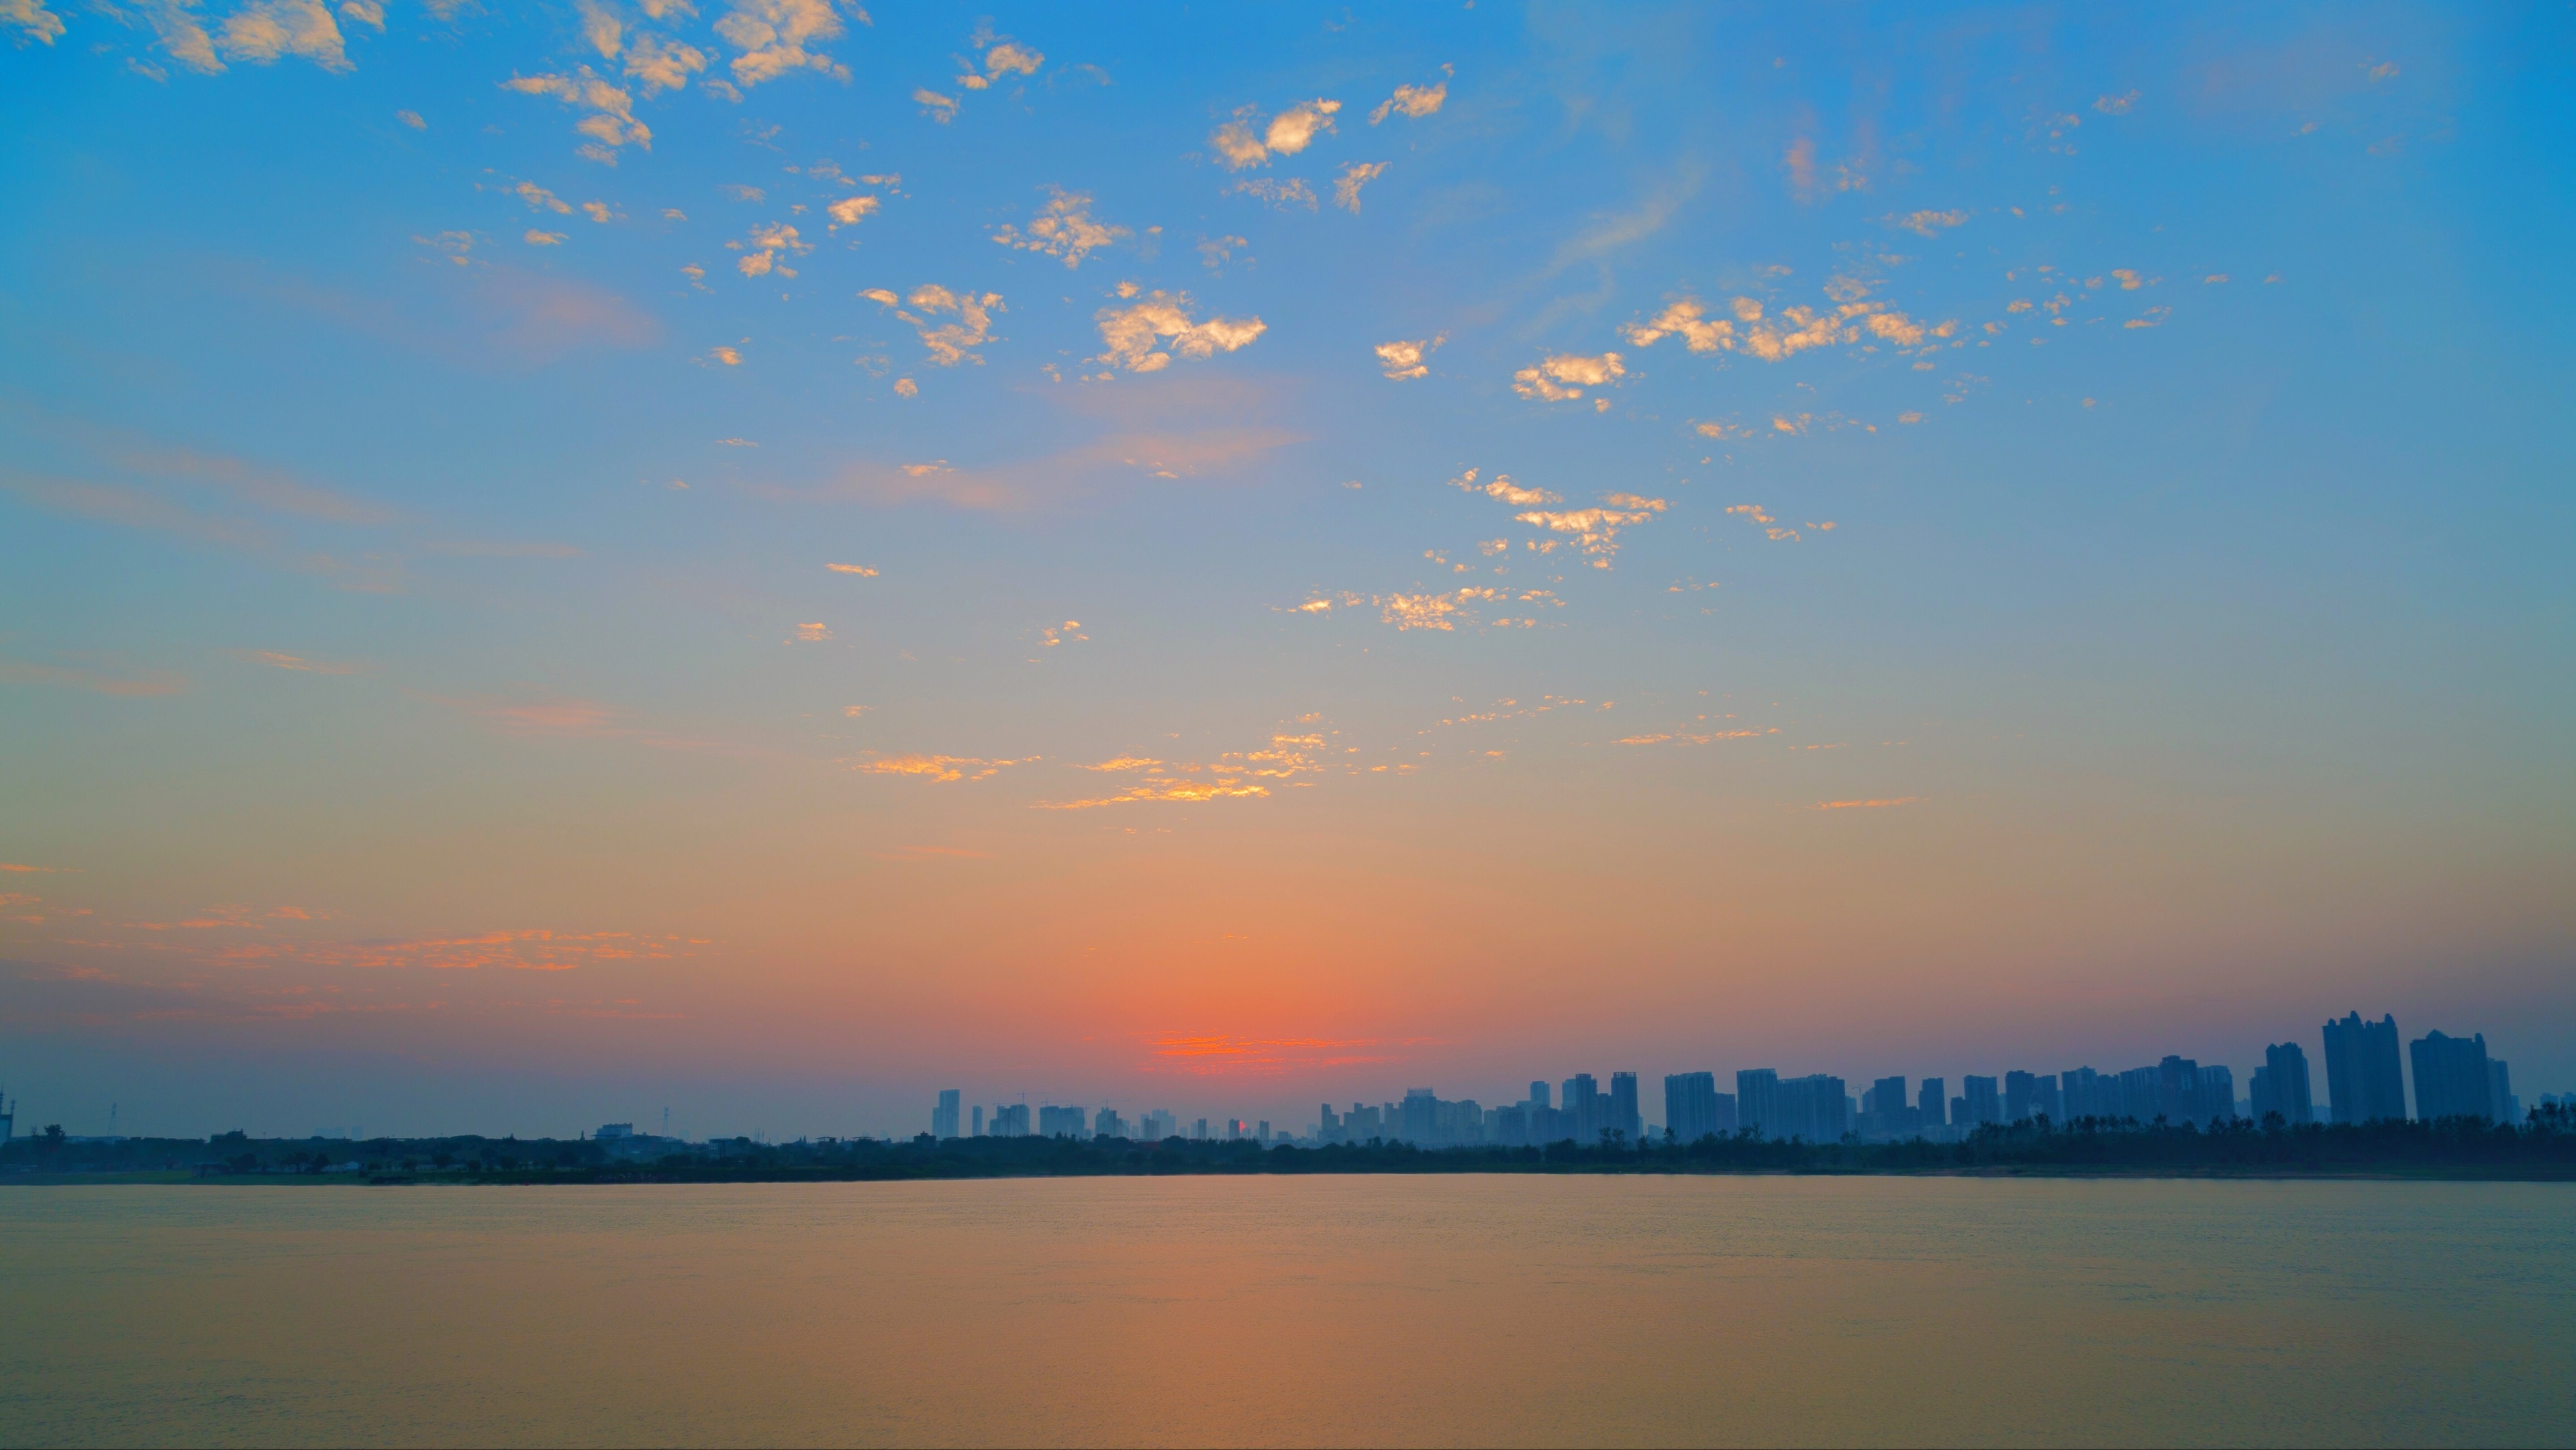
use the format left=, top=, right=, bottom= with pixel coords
left=2322, top=1012, right=2407, bottom=1123
left=933, top=1090, right=962, bottom=1140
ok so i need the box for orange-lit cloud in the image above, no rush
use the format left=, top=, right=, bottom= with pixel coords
left=854, top=754, right=1033, bottom=783
left=1814, top=797, right=1921, bottom=810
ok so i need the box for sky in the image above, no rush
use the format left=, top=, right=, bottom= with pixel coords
left=2, top=1, right=2571, bottom=1141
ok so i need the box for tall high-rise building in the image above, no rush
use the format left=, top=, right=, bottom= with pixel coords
left=1665, top=1072, right=1722, bottom=1143
left=1869, top=1076, right=1908, bottom=1137
left=933, top=1089, right=961, bottom=1141
left=1776, top=1074, right=1849, bottom=1141
left=2489, top=1061, right=2519, bottom=1126
left=1963, top=1075, right=2001, bottom=1126
left=2195, top=1065, right=2234, bottom=1125
left=2250, top=1042, right=2316, bottom=1125
left=1609, top=1072, right=1642, bottom=1145
left=1530, top=1080, right=1550, bottom=1111
left=1918, top=1077, right=1946, bottom=1130
left=1037, top=1104, right=1087, bottom=1138
left=2322, top=1012, right=2408, bottom=1124
left=1737, top=1069, right=1781, bottom=1139
left=972, top=1105, right=984, bottom=1137
left=2005, top=1071, right=2040, bottom=1123
left=1093, top=1108, right=1128, bottom=1139
left=2410, top=1031, right=2496, bottom=1121
left=989, top=1104, right=1030, bottom=1137
left=1401, top=1088, right=1438, bottom=1145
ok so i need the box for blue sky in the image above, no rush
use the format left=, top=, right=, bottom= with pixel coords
left=1, top=1, right=2570, bottom=1138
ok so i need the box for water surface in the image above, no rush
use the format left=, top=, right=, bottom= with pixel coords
left=2, top=1176, right=2568, bottom=1447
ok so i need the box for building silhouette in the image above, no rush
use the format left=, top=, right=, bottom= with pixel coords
left=1609, top=1072, right=1642, bottom=1144
left=1962, top=1075, right=2001, bottom=1126
left=2410, top=1030, right=2497, bottom=1121
left=1736, top=1069, right=1781, bottom=1138
left=1664, top=1072, right=1721, bottom=1141
left=2322, top=1012, right=2408, bottom=1123
left=932, top=1089, right=960, bottom=1141
left=1918, top=1077, right=1945, bottom=1131
left=2250, top=1043, right=2315, bottom=1125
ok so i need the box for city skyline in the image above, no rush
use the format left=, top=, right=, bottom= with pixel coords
left=4, top=5, right=2570, bottom=1141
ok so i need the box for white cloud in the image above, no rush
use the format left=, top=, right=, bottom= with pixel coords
left=1448, top=467, right=1558, bottom=506
left=989, top=188, right=1129, bottom=268
left=1093, top=291, right=1265, bottom=373
left=4, top=0, right=66, bottom=46
left=1333, top=160, right=1388, bottom=212
left=1620, top=298, right=1732, bottom=352
left=734, top=220, right=809, bottom=277
left=503, top=67, right=650, bottom=163
left=714, top=0, right=850, bottom=87
left=865, top=285, right=1007, bottom=366
left=624, top=33, right=707, bottom=95
left=826, top=194, right=879, bottom=229
left=1375, top=336, right=1442, bottom=380
left=1369, top=68, right=1449, bottom=124
left=1516, top=501, right=1660, bottom=563
left=914, top=87, right=958, bottom=122
left=218, top=0, right=351, bottom=71
left=526, top=229, right=568, bottom=245
left=575, top=0, right=620, bottom=57
left=396, top=108, right=426, bottom=129
left=1881, top=208, right=1969, bottom=238
left=1512, top=351, right=1624, bottom=401
left=1210, top=97, right=1340, bottom=169
left=1230, top=178, right=1317, bottom=211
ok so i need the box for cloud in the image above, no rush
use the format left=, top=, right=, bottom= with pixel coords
left=396, top=109, right=426, bottom=128
left=1210, top=97, right=1340, bottom=170
left=854, top=754, right=1030, bottom=784
left=1375, top=336, right=1441, bottom=380
left=1783, top=136, right=1867, bottom=202
left=981, top=40, right=1041, bottom=78
left=1333, top=161, right=1389, bottom=212
left=1037, top=730, right=1322, bottom=808
left=826, top=194, right=879, bottom=229
left=1230, top=178, right=1317, bottom=211
left=1077, top=757, right=1163, bottom=771
left=913, top=87, right=958, bottom=122
left=1883, top=208, right=1969, bottom=238
left=625, top=33, right=708, bottom=95
left=707, top=344, right=742, bottom=365
left=4, top=0, right=65, bottom=46
left=893, top=377, right=918, bottom=397
left=864, top=285, right=1005, bottom=365
left=217, top=0, right=351, bottom=72
left=236, top=649, right=362, bottom=674
left=0, top=657, right=185, bottom=697
left=503, top=67, right=650, bottom=163
left=2095, top=90, right=2139, bottom=115
left=989, top=188, right=1129, bottom=268
left=1448, top=467, right=1558, bottom=506
left=526, top=229, right=568, bottom=246
left=575, top=0, right=620, bottom=56
left=1621, top=298, right=1733, bottom=352
left=1618, top=728, right=1774, bottom=746
left=1514, top=503, right=1659, bottom=563
left=714, top=0, right=851, bottom=86
left=1369, top=68, right=1449, bottom=124
left=1813, top=797, right=1919, bottom=810
left=1511, top=351, right=1624, bottom=401
left=130, top=0, right=220, bottom=72
left=581, top=201, right=614, bottom=223
left=734, top=220, right=810, bottom=277
left=826, top=562, right=877, bottom=576
left=1093, top=291, right=1264, bottom=374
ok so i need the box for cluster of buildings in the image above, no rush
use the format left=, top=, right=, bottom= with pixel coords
left=928, top=1012, right=2532, bottom=1149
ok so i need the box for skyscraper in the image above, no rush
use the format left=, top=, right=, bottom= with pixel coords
left=1530, top=1080, right=1550, bottom=1111
left=2005, top=1071, right=2040, bottom=1123
left=1963, top=1075, right=2001, bottom=1126
left=1777, top=1074, right=1849, bottom=1141
left=972, top=1105, right=984, bottom=1137
left=1665, top=1072, right=1721, bottom=1143
left=2250, top=1042, right=2315, bottom=1125
left=1609, top=1072, right=1642, bottom=1145
left=1918, top=1077, right=1946, bottom=1132
left=2409, top=1031, right=2495, bottom=1121
left=2322, top=1012, right=2408, bottom=1124
left=1401, top=1088, right=1438, bottom=1145
left=933, top=1089, right=961, bottom=1140
left=1737, top=1069, right=1781, bottom=1139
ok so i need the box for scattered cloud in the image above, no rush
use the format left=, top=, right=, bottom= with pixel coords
left=1514, top=501, right=1660, bottom=564
left=5, top=0, right=65, bottom=46
left=2095, top=90, right=2139, bottom=115
left=826, top=193, right=880, bottom=229
left=1230, top=177, right=1317, bottom=211
left=525, top=229, right=568, bottom=246
left=1883, top=208, right=1969, bottom=238
left=1512, top=351, right=1624, bottom=402
left=791, top=622, right=832, bottom=642
left=396, top=108, right=426, bottom=129
left=1333, top=160, right=1389, bottom=212
left=625, top=33, right=708, bottom=96
left=705, top=344, right=742, bottom=365
left=733, top=220, right=809, bottom=277
left=1093, top=291, right=1264, bottom=374
left=913, top=87, right=958, bottom=122
left=1814, top=796, right=1920, bottom=810
left=713, top=0, right=852, bottom=87
left=854, top=754, right=1032, bottom=784
left=826, top=562, right=877, bottom=576
left=864, top=284, right=1006, bottom=365
left=989, top=188, right=1129, bottom=268
left=1369, top=68, right=1450, bottom=124
left=1211, top=97, right=1340, bottom=169
left=1375, top=335, right=1442, bottom=380
left=1448, top=467, right=1558, bottom=506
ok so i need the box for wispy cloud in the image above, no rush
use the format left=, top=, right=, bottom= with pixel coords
left=989, top=187, right=1129, bottom=268
left=1814, top=796, right=1920, bottom=810
left=853, top=754, right=1034, bottom=784
left=0, top=657, right=185, bottom=697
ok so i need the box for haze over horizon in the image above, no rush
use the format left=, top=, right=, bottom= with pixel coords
left=3, top=1, right=2569, bottom=1141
